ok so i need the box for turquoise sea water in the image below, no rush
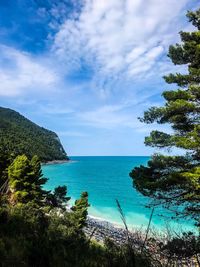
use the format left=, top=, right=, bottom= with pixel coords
left=42, top=156, right=194, bottom=231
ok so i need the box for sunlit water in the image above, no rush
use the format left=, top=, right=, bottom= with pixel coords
left=42, top=156, right=195, bottom=231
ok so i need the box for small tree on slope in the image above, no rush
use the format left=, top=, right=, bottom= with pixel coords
left=8, top=155, right=47, bottom=204
left=130, top=9, right=200, bottom=227
left=71, top=192, right=90, bottom=229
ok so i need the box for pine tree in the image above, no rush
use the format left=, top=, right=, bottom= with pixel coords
left=130, top=9, right=200, bottom=226
left=71, top=192, right=90, bottom=228
left=46, top=185, right=71, bottom=210
left=8, top=155, right=47, bottom=204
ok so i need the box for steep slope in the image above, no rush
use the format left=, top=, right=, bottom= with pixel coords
left=0, top=107, right=68, bottom=162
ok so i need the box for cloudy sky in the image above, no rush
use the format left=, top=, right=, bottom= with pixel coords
left=0, top=0, right=198, bottom=156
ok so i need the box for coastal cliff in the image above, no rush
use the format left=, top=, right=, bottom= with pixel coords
left=0, top=107, right=68, bottom=162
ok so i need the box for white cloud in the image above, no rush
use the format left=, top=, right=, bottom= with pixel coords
left=77, top=104, right=143, bottom=130
left=75, top=98, right=177, bottom=133
left=57, top=130, right=88, bottom=137
left=52, top=0, right=188, bottom=82
left=0, top=45, right=59, bottom=97
left=38, top=105, right=74, bottom=115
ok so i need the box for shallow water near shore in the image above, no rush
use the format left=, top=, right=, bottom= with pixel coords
left=42, top=156, right=195, bottom=231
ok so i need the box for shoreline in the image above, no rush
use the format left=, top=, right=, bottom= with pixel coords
left=66, top=205, right=145, bottom=243
left=42, top=159, right=70, bottom=165
left=65, top=205, right=133, bottom=242
left=88, top=214, right=122, bottom=228
left=85, top=215, right=145, bottom=245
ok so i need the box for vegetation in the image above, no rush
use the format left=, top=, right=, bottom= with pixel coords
left=71, top=191, right=90, bottom=229
left=159, top=231, right=200, bottom=265
left=0, top=150, right=152, bottom=267
left=0, top=107, right=68, bottom=162
left=1, top=155, right=198, bottom=266
left=130, top=9, right=200, bottom=227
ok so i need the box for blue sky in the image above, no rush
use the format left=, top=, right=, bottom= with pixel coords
left=0, top=0, right=199, bottom=156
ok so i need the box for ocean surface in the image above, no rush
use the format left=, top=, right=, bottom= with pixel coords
left=42, top=156, right=194, bottom=231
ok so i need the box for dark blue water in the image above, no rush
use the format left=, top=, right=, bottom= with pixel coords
left=42, top=156, right=194, bottom=231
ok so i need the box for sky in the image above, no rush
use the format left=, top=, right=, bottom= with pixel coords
left=0, top=0, right=199, bottom=156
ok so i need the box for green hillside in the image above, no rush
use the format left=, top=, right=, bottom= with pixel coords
left=0, top=107, right=68, bottom=162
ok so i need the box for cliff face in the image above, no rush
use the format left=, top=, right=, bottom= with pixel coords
left=0, top=107, right=68, bottom=162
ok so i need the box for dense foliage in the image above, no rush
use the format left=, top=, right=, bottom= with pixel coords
left=71, top=191, right=90, bottom=229
left=0, top=107, right=68, bottom=162
left=0, top=151, right=152, bottom=267
left=130, top=9, right=200, bottom=226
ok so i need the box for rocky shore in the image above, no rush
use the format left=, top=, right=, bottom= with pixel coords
left=84, top=216, right=143, bottom=247
left=42, top=159, right=69, bottom=165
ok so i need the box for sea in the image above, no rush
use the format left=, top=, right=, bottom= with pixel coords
left=42, top=156, right=195, bottom=232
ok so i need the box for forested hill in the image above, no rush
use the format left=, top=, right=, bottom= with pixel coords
left=0, top=107, right=68, bottom=162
